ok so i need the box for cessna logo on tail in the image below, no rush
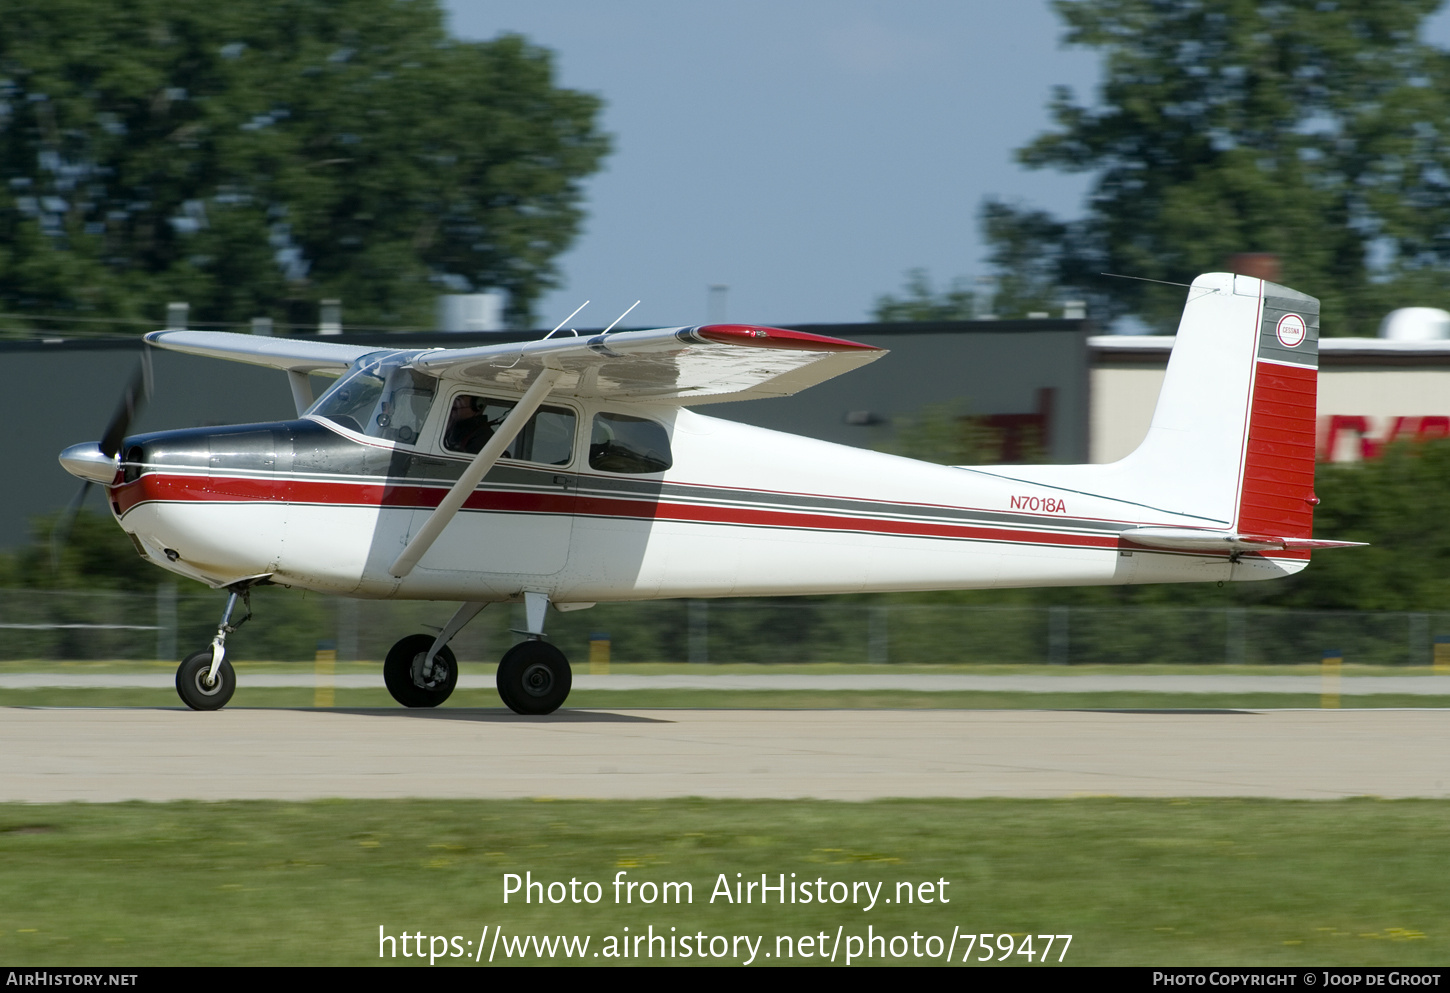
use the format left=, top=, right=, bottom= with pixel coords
left=1276, top=313, right=1307, bottom=348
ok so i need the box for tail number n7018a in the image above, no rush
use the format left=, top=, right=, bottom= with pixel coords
left=1010, top=495, right=1067, bottom=514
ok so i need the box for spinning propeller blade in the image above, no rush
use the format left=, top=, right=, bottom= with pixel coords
left=52, top=351, right=153, bottom=567
left=99, top=351, right=153, bottom=458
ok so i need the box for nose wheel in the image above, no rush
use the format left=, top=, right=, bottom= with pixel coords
left=176, top=650, right=236, bottom=711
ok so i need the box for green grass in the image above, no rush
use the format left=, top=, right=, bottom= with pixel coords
left=2, top=659, right=1443, bottom=676
left=1, top=797, right=1447, bottom=966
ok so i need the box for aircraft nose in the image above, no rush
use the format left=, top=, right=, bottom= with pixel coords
left=59, top=442, right=119, bottom=483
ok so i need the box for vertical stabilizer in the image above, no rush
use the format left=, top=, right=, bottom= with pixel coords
left=1113, top=273, right=1320, bottom=531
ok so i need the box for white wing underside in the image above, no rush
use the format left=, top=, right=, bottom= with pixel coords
left=145, top=324, right=886, bottom=404
left=141, top=330, right=375, bottom=373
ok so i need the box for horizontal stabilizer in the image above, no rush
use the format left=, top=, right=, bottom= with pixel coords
left=1120, top=527, right=1367, bottom=553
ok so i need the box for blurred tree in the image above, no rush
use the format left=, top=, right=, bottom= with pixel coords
left=873, top=201, right=1076, bottom=321
left=1259, top=440, right=1450, bottom=611
left=0, top=0, right=609, bottom=331
left=10, top=509, right=156, bottom=592
left=876, top=400, right=1049, bottom=467
left=979, top=198, right=1077, bottom=319
left=997, top=0, right=1450, bottom=335
left=880, top=401, right=996, bottom=466
left=872, top=267, right=977, bottom=321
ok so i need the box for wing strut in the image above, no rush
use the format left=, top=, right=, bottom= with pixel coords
left=389, top=368, right=563, bottom=579
left=287, top=371, right=315, bottom=416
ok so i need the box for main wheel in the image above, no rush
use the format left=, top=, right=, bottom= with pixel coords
left=176, top=650, right=236, bottom=711
left=496, top=640, right=571, bottom=715
left=384, top=634, right=458, bottom=708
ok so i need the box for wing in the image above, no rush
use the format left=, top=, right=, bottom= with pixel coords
left=143, top=330, right=377, bottom=373
left=145, top=323, right=885, bottom=405
left=410, top=324, right=886, bottom=404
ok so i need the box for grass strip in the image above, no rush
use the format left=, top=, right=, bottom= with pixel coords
left=1, top=797, right=1446, bottom=966
left=0, top=661, right=1440, bottom=676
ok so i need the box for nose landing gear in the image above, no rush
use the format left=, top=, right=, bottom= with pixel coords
left=175, top=586, right=251, bottom=711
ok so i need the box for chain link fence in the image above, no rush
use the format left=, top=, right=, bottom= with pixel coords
left=0, top=586, right=1445, bottom=667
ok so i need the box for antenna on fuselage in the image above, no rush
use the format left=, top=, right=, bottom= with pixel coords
left=1100, top=272, right=1195, bottom=289
left=542, top=301, right=589, bottom=340
left=601, top=300, right=641, bottom=336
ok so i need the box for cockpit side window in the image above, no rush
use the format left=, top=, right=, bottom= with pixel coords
left=310, top=354, right=438, bottom=445
left=589, top=412, right=672, bottom=474
left=443, top=394, right=576, bottom=466
left=374, top=367, right=436, bottom=444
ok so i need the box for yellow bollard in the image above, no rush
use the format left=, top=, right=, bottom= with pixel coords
left=589, top=632, right=610, bottom=675
left=314, top=643, right=337, bottom=708
left=1434, top=637, right=1450, bottom=674
left=1321, top=649, right=1341, bottom=709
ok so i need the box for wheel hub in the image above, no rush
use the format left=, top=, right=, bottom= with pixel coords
left=520, top=662, right=554, bottom=697
left=410, top=653, right=449, bottom=690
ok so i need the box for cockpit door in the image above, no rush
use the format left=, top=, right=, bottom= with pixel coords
left=399, top=393, right=579, bottom=585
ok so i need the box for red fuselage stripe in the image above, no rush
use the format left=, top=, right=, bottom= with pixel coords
left=113, top=471, right=1303, bottom=561
left=114, top=471, right=1121, bottom=550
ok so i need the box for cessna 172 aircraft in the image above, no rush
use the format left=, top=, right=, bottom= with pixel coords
left=59, top=272, right=1359, bottom=714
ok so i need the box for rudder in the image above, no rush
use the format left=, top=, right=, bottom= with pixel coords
left=1234, top=282, right=1319, bottom=539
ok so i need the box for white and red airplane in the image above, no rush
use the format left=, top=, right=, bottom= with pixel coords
left=59, top=272, right=1360, bottom=713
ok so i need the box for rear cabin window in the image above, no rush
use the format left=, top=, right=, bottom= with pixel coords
left=589, top=412, right=672, bottom=474
left=443, top=395, right=576, bottom=466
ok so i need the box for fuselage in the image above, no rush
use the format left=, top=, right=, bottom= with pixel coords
left=107, top=401, right=1304, bottom=603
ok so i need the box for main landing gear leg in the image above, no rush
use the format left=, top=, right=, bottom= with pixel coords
left=383, top=602, right=485, bottom=708
left=175, top=586, right=252, bottom=711
left=496, top=591, right=572, bottom=716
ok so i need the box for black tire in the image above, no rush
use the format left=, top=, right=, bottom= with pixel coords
left=384, top=634, right=458, bottom=708
left=496, top=640, right=571, bottom=715
left=176, top=649, right=236, bottom=711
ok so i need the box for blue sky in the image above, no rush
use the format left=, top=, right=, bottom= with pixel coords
left=445, top=1, right=1450, bottom=330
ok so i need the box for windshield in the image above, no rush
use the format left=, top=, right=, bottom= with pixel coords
left=310, top=352, right=438, bottom=445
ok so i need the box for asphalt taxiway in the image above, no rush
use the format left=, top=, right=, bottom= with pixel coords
left=2, top=707, right=1445, bottom=802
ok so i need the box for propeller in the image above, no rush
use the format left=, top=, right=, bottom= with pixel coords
left=52, top=350, right=153, bottom=566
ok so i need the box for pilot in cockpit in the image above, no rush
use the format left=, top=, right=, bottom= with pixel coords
left=445, top=394, right=494, bottom=454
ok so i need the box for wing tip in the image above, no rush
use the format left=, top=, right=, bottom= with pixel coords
left=692, top=324, right=884, bottom=353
